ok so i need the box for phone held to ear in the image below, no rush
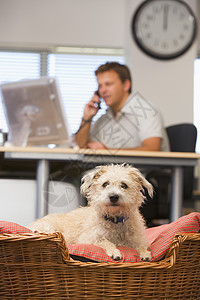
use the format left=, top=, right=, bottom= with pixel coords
left=95, top=90, right=101, bottom=109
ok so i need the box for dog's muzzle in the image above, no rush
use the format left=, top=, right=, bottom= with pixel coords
left=109, top=194, right=119, bottom=205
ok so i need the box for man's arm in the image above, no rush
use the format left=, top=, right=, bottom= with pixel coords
left=131, top=137, right=161, bottom=151
left=87, top=137, right=161, bottom=151
left=75, top=118, right=92, bottom=148
left=75, top=93, right=101, bottom=148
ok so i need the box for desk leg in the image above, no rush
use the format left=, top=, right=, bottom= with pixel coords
left=36, top=159, right=50, bottom=219
left=170, top=166, right=183, bottom=222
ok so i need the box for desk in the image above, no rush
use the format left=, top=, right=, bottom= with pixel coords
left=1, top=146, right=200, bottom=222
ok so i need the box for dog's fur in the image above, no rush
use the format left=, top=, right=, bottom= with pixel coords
left=29, top=164, right=153, bottom=261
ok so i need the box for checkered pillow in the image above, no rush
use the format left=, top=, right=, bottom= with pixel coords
left=0, top=221, right=32, bottom=234
left=68, top=212, right=200, bottom=263
left=0, top=212, right=199, bottom=263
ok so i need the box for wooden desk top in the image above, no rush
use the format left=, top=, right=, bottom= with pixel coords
left=0, top=146, right=199, bottom=159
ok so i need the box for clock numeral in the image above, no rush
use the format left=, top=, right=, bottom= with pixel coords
left=153, top=39, right=159, bottom=47
left=152, top=6, right=159, bottom=13
left=161, top=42, right=169, bottom=49
left=173, top=40, right=179, bottom=47
left=145, top=32, right=152, bottom=39
left=173, top=7, right=178, bottom=14
left=180, top=13, right=186, bottom=20
left=179, top=34, right=185, bottom=40
left=142, top=23, right=149, bottom=29
left=146, top=14, right=154, bottom=21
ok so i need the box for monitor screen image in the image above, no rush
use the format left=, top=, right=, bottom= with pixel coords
left=0, top=77, right=71, bottom=147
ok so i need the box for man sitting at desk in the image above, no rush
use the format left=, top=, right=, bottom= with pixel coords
left=75, top=62, right=169, bottom=151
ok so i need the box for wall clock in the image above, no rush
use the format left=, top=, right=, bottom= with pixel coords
left=132, top=0, right=197, bottom=60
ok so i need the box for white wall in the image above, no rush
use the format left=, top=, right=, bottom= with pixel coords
left=0, top=0, right=125, bottom=48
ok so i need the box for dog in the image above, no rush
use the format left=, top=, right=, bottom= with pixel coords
left=29, top=164, right=153, bottom=261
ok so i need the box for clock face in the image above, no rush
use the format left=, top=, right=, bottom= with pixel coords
left=132, top=0, right=197, bottom=60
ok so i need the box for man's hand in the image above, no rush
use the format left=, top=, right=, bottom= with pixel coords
left=75, top=92, right=101, bottom=149
left=83, top=92, right=101, bottom=120
left=87, top=141, right=106, bottom=149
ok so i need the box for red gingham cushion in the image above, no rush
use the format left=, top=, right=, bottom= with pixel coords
left=68, top=244, right=141, bottom=263
left=1, top=212, right=199, bottom=263
left=68, top=212, right=200, bottom=263
left=0, top=221, right=32, bottom=234
left=147, top=212, right=200, bottom=261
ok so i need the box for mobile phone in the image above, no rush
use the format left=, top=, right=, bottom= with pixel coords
left=95, top=90, right=101, bottom=109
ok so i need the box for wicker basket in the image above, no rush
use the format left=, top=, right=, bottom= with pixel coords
left=0, top=232, right=200, bottom=299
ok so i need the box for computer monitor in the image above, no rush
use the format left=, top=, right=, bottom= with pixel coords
left=0, top=77, right=71, bottom=147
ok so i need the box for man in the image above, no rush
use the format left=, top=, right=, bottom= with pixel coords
left=75, top=62, right=169, bottom=151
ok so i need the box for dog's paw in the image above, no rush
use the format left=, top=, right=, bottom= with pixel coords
left=107, top=248, right=122, bottom=261
left=139, top=250, right=151, bottom=262
left=28, top=220, right=56, bottom=234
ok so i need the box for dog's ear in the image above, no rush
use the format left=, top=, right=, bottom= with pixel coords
left=80, top=166, right=107, bottom=197
left=138, top=175, right=154, bottom=199
left=80, top=166, right=104, bottom=197
left=128, top=166, right=153, bottom=199
left=80, top=169, right=96, bottom=197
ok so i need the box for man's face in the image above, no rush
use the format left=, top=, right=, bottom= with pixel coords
left=97, top=70, right=129, bottom=110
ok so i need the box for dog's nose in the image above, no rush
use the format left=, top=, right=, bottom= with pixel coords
left=109, top=194, right=119, bottom=203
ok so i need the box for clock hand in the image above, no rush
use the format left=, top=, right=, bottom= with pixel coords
left=163, top=4, right=169, bottom=31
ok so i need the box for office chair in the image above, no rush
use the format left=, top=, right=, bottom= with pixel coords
left=166, top=123, right=197, bottom=200
left=142, top=123, right=197, bottom=225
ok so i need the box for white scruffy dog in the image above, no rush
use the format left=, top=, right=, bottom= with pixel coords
left=29, top=164, right=153, bottom=261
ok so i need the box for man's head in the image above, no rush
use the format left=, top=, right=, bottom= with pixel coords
left=95, top=62, right=132, bottom=94
left=95, top=62, right=132, bottom=113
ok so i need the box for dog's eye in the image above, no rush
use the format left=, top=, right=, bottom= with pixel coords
left=102, top=181, right=109, bottom=188
left=121, top=182, right=128, bottom=189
